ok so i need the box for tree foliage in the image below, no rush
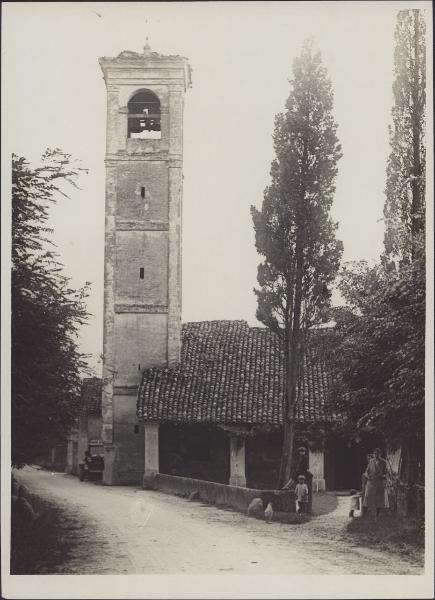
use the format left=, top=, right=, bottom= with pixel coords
left=251, top=41, right=343, bottom=485
left=331, top=253, right=424, bottom=446
left=330, top=9, right=426, bottom=481
left=12, top=149, right=90, bottom=466
left=384, top=9, right=426, bottom=263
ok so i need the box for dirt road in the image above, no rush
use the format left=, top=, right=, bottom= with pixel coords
left=13, top=467, right=423, bottom=575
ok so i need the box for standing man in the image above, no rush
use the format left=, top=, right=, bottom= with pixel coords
left=80, top=450, right=92, bottom=482
left=362, top=448, right=388, bottom=517
left=361, top=452, right=373, bottom=506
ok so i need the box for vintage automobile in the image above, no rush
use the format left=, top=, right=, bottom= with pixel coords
left=79, top=440, right=105, bottom=481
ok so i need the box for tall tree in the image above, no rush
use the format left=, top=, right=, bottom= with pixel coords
left=331, top=9, right=426, bottom=487
left=12, top=149, right=90, bottom=466
left=384, top=9, right=426, bottom=264
left=251, top=41, right=343, bottom=486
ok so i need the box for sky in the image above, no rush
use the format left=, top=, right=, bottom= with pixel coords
left=3, top=1, right=430, bottom=373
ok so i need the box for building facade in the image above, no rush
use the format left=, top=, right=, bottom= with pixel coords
left=137, top=320, right=339, bottom=490
left=99, top=44, right=191, bottom=485
left=65, top=377, right=103, bottom=476
left=97, top=45, right=397, bottom=494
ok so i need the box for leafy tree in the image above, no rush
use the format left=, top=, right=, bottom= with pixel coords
left=332, top=254, right=424, bottom=447
left=251, top=41, right=343, bottom=486
left=12, top=149, right=90, bottom=466
left=384, top=9, right=426, bottom=264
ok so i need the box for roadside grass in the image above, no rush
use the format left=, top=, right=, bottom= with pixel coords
left=346, top=512, right=424, bottom=561
left=274, top=493, right=337, bottom=523
left=10, top=491, right=93, bottom=574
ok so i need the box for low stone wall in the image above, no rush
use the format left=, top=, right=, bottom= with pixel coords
left=143, top=473, right=295, bottom=513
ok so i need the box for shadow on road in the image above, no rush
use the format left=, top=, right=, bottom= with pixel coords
left=11, top=490, right=100, bottom=574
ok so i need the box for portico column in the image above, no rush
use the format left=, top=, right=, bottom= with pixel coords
left=144, top=422, right=160, bottom=478
left=103, top=445, right=117, bottom=485
left=229, top=435, right=246, bottom=487
left=66, top=438, right=73, bottom=474
left=309, top=447, right=326, bottom=492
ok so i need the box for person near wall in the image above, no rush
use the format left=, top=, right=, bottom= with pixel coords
left=295, top=475, right=309, bottom=513
left=362, top=448, right=388, bottom=517
left=82, top=450, right=92, bottom=482
left=348, top=488, right=362, bottom=518
left=282, top=446, right=313, bottom=510
left=361, top=452, right=373, bottom=505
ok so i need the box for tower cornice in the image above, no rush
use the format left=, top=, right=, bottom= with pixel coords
left=99, top=47, right=192, bottom=91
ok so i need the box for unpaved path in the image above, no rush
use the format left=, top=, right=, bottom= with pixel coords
left=13, top=467, right=423, bottom=575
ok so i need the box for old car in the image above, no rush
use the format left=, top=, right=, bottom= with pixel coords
left=79, top=440, right=104, bottom=481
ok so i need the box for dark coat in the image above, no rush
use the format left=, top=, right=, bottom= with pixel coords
left=362, top=458, right=388, bottom=509
left=291, top=454, right=312, bottom=482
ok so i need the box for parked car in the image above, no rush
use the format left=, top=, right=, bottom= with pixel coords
left=79, top=440, right=104, bottom=481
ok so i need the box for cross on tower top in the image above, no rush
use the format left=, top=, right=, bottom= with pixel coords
left=143, top=38, right=152, bottom=56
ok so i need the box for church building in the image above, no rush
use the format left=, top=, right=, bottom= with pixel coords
left=92, top=43, right=380, bottom=493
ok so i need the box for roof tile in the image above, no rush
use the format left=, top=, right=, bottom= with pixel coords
left=137, top=321, right=339, bottom=425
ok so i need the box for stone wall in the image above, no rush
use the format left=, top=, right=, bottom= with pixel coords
left=115, top=162, right=169, bottom=222
left=114, top=231, right=168, bottom=307
left=88, top=415, right=102, bottom=442
left=113, top=314, right=167, bottom=387
left=147, top=473, right=296, bottom=513
left=112, top=394, right=144, bottom=485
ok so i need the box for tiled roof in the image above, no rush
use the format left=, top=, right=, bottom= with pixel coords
left=137, top=321, right=339, bottom=425
left=80, top=377, right=102, bottom=416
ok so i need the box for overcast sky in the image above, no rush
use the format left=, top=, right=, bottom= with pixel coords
left=3, top=1, right=430, bottom=373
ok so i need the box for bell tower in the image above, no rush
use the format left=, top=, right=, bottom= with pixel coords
left=99, top=44, right=191, bottom=485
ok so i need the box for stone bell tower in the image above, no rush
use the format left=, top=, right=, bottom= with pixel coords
left=99, top=43, right=191, bottom=485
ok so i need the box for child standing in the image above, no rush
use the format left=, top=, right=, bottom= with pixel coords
left=295, top=475, right=309, bottom=513
left=348, top=488, right=362, bottom=518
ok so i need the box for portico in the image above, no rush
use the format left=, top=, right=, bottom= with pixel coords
left=138, top=320, right=335, bottom=491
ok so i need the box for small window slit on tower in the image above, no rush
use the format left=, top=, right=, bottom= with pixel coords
left=140, top=268, right=144, bottom=279
left=141, top=186, right=145, bottom=199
